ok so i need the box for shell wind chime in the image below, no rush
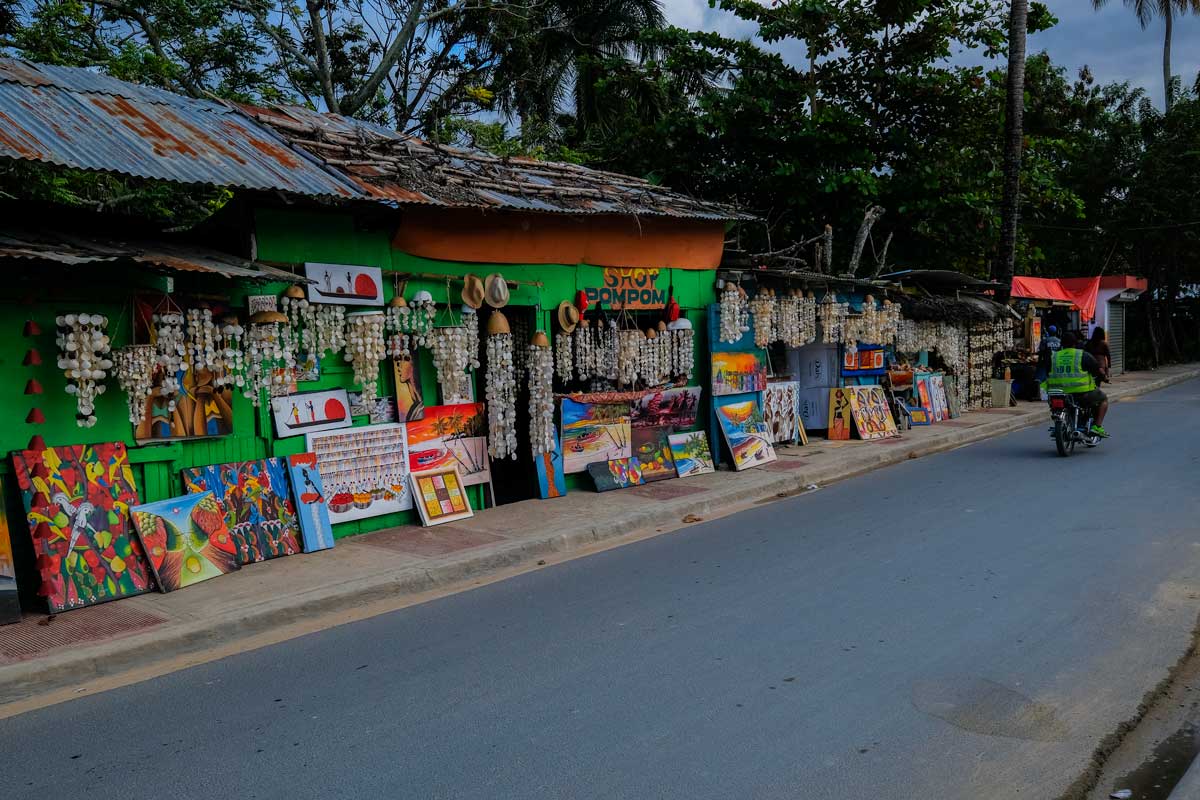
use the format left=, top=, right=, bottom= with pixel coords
left=280, top=286, right=315, bottom=354
left=555, top=332, right=573, bottom=382
left=56, top=313, right=112, bottom=427
left=573, top=321, right=595, bottom=381
left=153, top=312, right=187, bottom=398
left=246, top=310, right=295, bottom=406
left=386, top=296, right=412, bottom=357
left=818, top=294, right=849, bottom=344
left=409, top=291, right=437, bottom=348
left=462, top=306, right=481, bottom=370
left=485, top=312, right=517, bottom=460
left=719, top=282, right=749, bottom=343
left=185, top=308, right=219, bottom=372
left=617, top=329, right=642, bottom=385
left=431, top=324, right=473, bottom=404
left=777, top=291, right=802, bottom=347
left=114, top=344, right=156, bottom=424
left=749, top=290, right=776, bottom=348
left=639, top=328, right=662, bottom=386
left=345, top=311, right=386, bottom=406
left=527, top=331, right=555, bottom=456
left=217, top=315, right=247, bottom=389
left=667, top=318, right=695, bottom=380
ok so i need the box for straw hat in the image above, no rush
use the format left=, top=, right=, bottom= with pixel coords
left=556, top=300, right=580, bottom=333
left=461, top=274, right=485, bottom=309
left=484, top=273, right=510, bottom=308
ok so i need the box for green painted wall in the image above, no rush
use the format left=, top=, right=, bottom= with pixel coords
left=1, top=207, right=717, bottom=542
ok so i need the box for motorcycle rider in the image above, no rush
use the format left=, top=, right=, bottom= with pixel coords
left=1044, top=332, right=1110, bottom=438
left=1035, top=324, right=1062, bottom=384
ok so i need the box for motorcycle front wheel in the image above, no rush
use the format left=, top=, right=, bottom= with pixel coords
left=1054, top=417, right=1072, bottom=457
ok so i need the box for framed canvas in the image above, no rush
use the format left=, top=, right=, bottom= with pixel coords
left=630, top=386, right=702, bottom=429
left=295, top=352, right=321, bottom=383
left=561, top=398, right=631, bottom=474
left=827, top=388, right=854, bottom=441
left=410, top=467, right=474, bottom=527
left=587, top=457, right=645, bottom=492
left=914, top=376, right=936, bottom=421
left=286, top=454, right=336, bottom=552
left=306, top=423, right=413, bottom=523
left=0, top=489, right=18, bottom=624
left=393, top=349, right=426, bottom=422
left=930, top=375, right=951, bottom=422
left=535, top=425, right=567, bottom=499
left=841, top=345, right=887, bottom=377
left=12, top=442, right=154, bottom=612
left=305, top=262, right=384, bottom=306
left=846, top=385, right=900, bottom=440
left=271, top=389, right=352, bottom=438
left=181, top=459, right=302, bottom=565
left=944, top=376, right=963, bottom=419
left=908, top=405, right=931, bottom=425
left=715, top=397, right=778, bottom=471
left=135, top=366, right=234, bottom=443
left=764, top=382, right=802, bottom=445
left=406, top=403, right=491, bottom=487
left=712, top=351, right=768, bottom=396
left=668, top=432, right=715, bottom=478
left=631, top=427, right=677, bottom=482
left=130, top=492, right=239, bottom=592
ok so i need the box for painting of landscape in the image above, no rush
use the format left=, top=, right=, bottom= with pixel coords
left=561, top=398, right=631, bottom=474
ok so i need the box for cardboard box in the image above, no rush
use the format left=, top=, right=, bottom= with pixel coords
left=789, top=344, right=839, bottom=390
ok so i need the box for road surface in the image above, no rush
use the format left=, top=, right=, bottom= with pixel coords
left=2, top=380, right=1199, bottom=799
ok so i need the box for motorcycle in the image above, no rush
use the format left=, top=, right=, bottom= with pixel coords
left=1046, top=389, right=1101, bottom=457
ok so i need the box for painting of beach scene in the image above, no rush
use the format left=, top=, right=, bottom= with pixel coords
left=561, top=398, right=632, bottom=474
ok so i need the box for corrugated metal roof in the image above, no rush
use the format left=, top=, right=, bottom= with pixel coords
left=0, top=58, right=363, bottom=199
left=0, top=228, right=302, bottom=282
left=243, top=104, right=752, bottom=221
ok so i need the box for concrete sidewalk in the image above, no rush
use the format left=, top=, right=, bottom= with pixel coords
left=1, top=364, right=1197, bottom=706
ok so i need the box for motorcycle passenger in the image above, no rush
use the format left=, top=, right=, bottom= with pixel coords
left=1044, top=332, right=1110, bottom=438
left=1035, top=324, right=1062, bottom=384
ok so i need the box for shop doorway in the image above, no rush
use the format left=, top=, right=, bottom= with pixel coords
left=478, top=306, right=538, bottom=505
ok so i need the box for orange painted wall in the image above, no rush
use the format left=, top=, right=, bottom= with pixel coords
left=392, top=208, right=726, bottom=270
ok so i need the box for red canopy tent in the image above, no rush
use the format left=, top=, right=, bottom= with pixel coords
left=1011, top=276, right=1101, bottom=321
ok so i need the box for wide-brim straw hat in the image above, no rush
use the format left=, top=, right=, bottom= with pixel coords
left=557, top=300, right=580, bottom=333
left=484, top=273, right=510, bottom=308
left=461, top=274, right=485, bottom=309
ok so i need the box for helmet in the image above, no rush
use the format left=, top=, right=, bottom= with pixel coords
left=1047, top=325, right=1058, bottom=335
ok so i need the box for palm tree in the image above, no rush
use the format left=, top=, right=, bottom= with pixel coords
left=996, top=0, right=1028, bottom=301
left=1092, top=0, right=1200, bottom=110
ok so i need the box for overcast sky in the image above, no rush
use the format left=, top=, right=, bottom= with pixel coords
left=660, top=0, right=1200, bottom=109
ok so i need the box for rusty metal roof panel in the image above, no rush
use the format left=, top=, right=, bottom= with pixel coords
left=0, top=59, right=364, bottom=199
left=243, top=104, right=752, bottom=221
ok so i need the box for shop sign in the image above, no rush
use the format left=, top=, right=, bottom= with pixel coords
left=584, top=268, right=666, bottom=310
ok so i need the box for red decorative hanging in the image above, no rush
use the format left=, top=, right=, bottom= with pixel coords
left=26, top=434, right=46, bottom=451
left=23, top=320, right=41, bottom=337
left=26, top=408, right=45, bottom=424
left=574, top=290, right=590, bottom=313
left=24, top=379, right=43, bottom=395
left=22, top=349, right=41, bottom=366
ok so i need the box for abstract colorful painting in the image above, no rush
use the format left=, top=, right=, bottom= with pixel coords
left=130, top=492, right=239, bottom=592
left=305, top=262, right=384, bottom=306
left=712, top=351, right=768, bottom=396
left=393, top=348, right=426, bottom=422
left=561, top=398, right=632, bottom=474
left=715, top=397, right=778, bottom=471
left=846, top=386, right=900, bottom=440
left=930, top=375, right=951, bottom=422
left=587, top=457, right=645, bottom=492
left=630, top=386, right=702, bottom=429
left=764, top=382, right=804, bottom=445
left=271, top=389, right=352, bottom=438
left=841, top=346, right=887, bottom=376
left=828, top=388, right=854, bottom=441
left=306, top=423, right=413, bottom=523
left=136, top=367, right=234, bottom=443
left=914, top=376, right=936, bottom=421
left=668, top=432, right=715, bottom=478
left=286, top=454, right=336, bottom=552
left=631, top=427, right=677, bottom=482
left=410, top=467, right=474, bottom=526
left=535, top=425, right=567, bottom=499
left=181, top=459, right=301, bottom=565
left=13, top=443, right=154, bottom=612
left=406, top=403, right=491, bottom=487
left=0, top=491, right=21, bottom=624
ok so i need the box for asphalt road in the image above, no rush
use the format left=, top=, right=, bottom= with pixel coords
left=3, top=380, right=1200, bottom=800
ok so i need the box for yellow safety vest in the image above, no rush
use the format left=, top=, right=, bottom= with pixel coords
left=1045, top=348, right=1096, bottom=394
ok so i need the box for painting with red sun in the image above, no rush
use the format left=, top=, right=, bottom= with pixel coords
left=304, top=263, right=385, bottom=306
left=271, top=389, right=354, bottom=438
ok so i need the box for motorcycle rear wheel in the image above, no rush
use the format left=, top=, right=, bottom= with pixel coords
left=1054, top=418, right=1071, bottom=457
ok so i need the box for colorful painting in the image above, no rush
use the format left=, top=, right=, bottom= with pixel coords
left=930, top=375, right=951, bottom=422
left=587, top=457, right=645, bottom=492
left=269, top=368, right=298, bottom=398
left=411, top=467, right=474, bottom=526
left=129, top=492, right=239, bottom=592
left=182, top=459, right=301, bottom=565
left=908, top=405, right=931, bottom=425
left=715, top=397, right=778, bottom=471
left=668, top=432, right=715, bottom=478
left=914, top=375, right=935, bottom=421
left=944, top=376, right=962, bottom=419
left=764, top=382, right=804, bottom=445
left=0, top=491, right=21, bottom=624
left=561, top=398, right=632, bottom=474
left=305, top=262, right=384, bottom=306
left=828, top=388, right=854, bottom=441
left=306, top=424, right=413, bottom=523
left=393, top=349, right=426, bottom=422
left=271, top=389, right=352, bottom=438
left=136, top=367, right=234, bottom=442
left=296, top=352, right=321, bottom=383
left=631, top=427, right=677, bottom=482
left=406, top=403, right=491, bottom=487
left=846, top=385, right=900, bottom=440
left=842, top=346, right=887, bottom=376
left=535, top=425, right=567, bottom=499
left=712, top=351, right=768, bottom=396
left=13, top=443, right=154, bottom=612
left=349, top=392, right=397, bottom=424
left=286, top=454, right=336, bottom=552
left=630, top=386, right=702, bottom=429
